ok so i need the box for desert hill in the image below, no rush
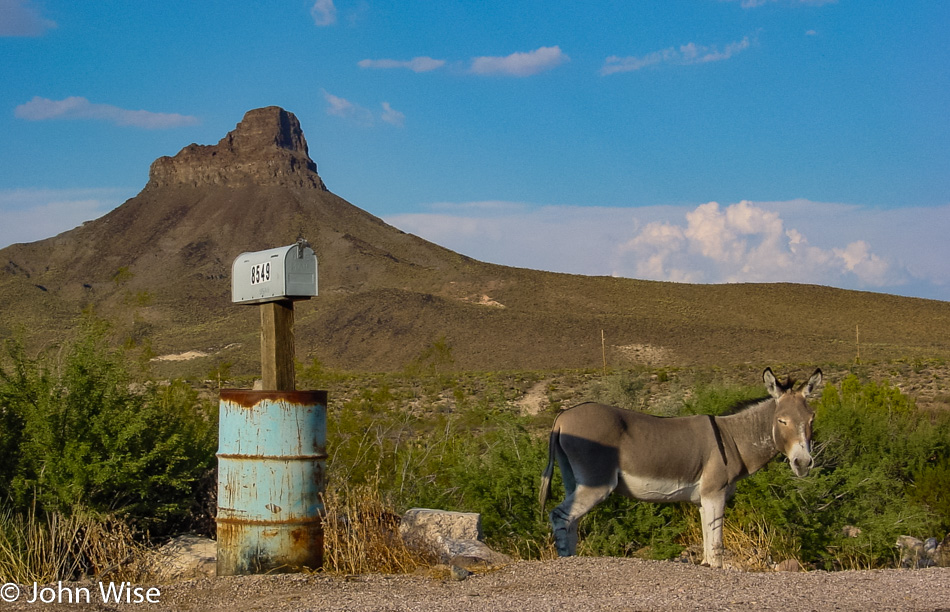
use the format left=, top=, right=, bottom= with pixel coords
left=2, top=106, right=949, bottom=375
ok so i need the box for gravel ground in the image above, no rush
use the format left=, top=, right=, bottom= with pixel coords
left=6, top=558, right=950, bottom=611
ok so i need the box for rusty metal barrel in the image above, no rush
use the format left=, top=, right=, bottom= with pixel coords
left=216, top=389, right=327, bottom=576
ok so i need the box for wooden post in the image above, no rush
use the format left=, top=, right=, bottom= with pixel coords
left=261, top=300, right=296, bottom=391
left=601, top=329, right=607, bottom=375
left=856, top=324, right=861, bottom=364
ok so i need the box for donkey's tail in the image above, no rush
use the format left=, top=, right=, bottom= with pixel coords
left=539, top=426, right=559, bottom=514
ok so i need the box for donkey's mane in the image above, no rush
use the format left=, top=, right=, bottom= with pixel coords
left=718, top=375, right=798, bottom=417
left=571, top=372, right=803, bottom=418
left=719, top=395, right=771, bottom=417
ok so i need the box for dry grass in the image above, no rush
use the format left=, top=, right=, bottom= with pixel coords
left=0, top=507, right=145, bottom=583
left=505, top=536, right=560, bottom=563
left=681, top=508, right=801, bottom=571
left=320, top=482, right=437, bottom=575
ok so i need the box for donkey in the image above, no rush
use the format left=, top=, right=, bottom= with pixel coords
left=539, top=367, right=822, bottom=567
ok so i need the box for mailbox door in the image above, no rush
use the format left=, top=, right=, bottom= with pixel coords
left=284, top=247, right=318, bottom=298
left=232, top=248, right=285, bottom=304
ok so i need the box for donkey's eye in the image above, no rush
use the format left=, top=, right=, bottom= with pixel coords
left=778, top=418, right=788, bottom=426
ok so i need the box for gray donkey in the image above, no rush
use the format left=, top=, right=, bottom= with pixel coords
left=540, top=367, right=822, bottom=567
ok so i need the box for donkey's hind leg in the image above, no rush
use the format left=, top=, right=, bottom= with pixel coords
left=550, top=481, right=616, bottom=557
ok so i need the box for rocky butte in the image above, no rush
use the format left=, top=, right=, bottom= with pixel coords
left=148, top=107, right=327, bottom=190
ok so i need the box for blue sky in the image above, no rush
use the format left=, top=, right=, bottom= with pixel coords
left=1, top=0, right=948, bottom=301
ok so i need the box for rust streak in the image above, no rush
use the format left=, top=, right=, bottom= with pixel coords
left=220, top=389, right=327, bottom=409
left=217, top=453, right=328, bottom=461
left=217, top=516, right=323, bottom=526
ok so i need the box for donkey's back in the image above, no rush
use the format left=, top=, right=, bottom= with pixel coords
left=541, top=402, right=718, bottom=506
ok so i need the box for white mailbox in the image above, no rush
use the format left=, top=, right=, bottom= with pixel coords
left=231, top=241, right=318, bottom=304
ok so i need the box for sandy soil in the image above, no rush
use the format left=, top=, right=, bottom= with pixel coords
left=8, top=557, right=950, bottom=611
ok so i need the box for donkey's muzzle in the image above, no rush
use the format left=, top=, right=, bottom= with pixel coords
left=788, top=443, right=814, bottom=477
left=791, top=455, right=813, bottom=477
left=788, top=443, right=815, bottom=478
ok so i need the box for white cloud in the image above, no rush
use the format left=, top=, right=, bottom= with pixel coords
left=385, top=200, right=950, bottom=301
left=322, top=90, right=404, bottom=127
left=310, top=0, right=336, bottom=26
left=322, top=91, right=354, bottom=116
left=833, top=241, right=889, bottom=285
left=601, top=37, right=751, bottom=75
left=0, top=0, right=56, bottom=37
left=430, top=200, right=533, bottom=214
left=14, top=97, right=199, bottom=129
left=0, top=188, right=134, bottom=248
left=321, top=90, right=374, bottom=126
left=388, top=202, right=673, bottom=277
left=621, top=221, right=698, bottom=282
left=358, top=57, right=446, bottom=72
left=469, top=46, right=569, bottom=77
left=357, top=48, right=569, bottom=78
left=726, top=0, right=836, bottom=7
left=617, top=200, right=899, bottom=287
left=380, top=102, right=405, bottom=127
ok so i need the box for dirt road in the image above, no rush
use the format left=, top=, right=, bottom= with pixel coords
left=8, top=557, right=950, bottom=611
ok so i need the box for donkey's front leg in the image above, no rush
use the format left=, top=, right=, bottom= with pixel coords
left=699, top=494, right=726, bottom=568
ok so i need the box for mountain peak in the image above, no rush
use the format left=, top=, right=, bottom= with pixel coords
left=147, top=106, right=326, bottom=190
left=228, top=106, right=310, bottom=154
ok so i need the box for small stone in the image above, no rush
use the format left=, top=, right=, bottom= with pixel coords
left=773, top=559, right=802, bottom=572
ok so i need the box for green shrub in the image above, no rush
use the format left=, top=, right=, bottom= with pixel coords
left=0, top=319, right=217, bottom=536
left=908, top=460, right=950, bottom=534
left=681, top=381, right=765, bottom=416
left=587, top=371, right=645, bottom=411
left=718, top=374, right=950, bottom=569
left=438, top=420, right=550, bottom=549
left=324, top=374, right=555, bottom=555
left=579, top=495, right=689, bottom=559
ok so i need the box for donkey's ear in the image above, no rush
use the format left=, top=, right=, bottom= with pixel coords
left=801, top=368, right=822, bottom=397
left=763, top=368, right=782, bottom=398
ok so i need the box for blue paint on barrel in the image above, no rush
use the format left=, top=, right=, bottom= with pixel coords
left=216, top=389, right=327, bottom=576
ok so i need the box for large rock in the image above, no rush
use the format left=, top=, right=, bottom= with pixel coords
left=896, top=535, right=940, bottom=568
left=140, top=534, right=217, bottom=582
left=935, top=533, right=950, bottom=567
left=401, top=508, right=482, bottom=542
left=399, top=508, right=511, bottom=569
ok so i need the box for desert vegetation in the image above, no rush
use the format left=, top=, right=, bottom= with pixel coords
left=1, top=324, right=949, bottom=583
left=0, top=316, right=217, bottom=582
left=312, top=359, right=950, bottom=571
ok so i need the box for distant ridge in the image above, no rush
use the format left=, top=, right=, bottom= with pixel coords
left=2, top=107, right=949, bottom=374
